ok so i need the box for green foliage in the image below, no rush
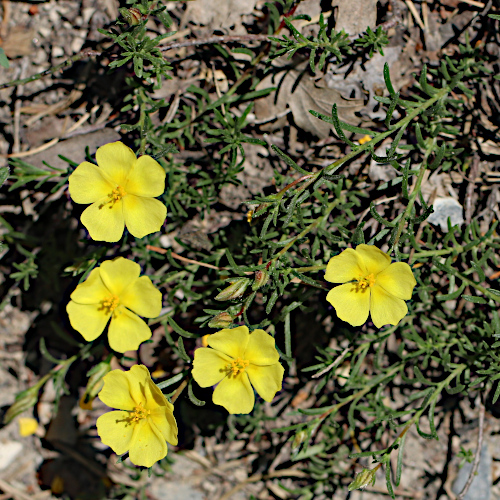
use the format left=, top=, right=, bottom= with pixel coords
left=356, top=26, right=389, bottom=57
left=269, top=15, right=351, bottom=73
left=2, top=1, right=500, bottom=498
left=0, top=47, right=8, bottom=69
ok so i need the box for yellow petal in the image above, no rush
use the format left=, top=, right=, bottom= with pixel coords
left=192, top=348, right=231, bottom=387
left=355, top=244, right=391, bottom=276
left=324, top=248, right=365, bottom=284
left=98, top=369, right=137, bottom=410
left=66, top=301, right=110, bottom=341
left=376, top=262, right=416, bottom=300
left=99, top=258, right=140, bottom=296
left=212, top=372, right=254, bottom=414
left=18, top=417, right=38, bottom=437
left=107, top=306, right=152, bottom=353
left=246, top=363, right=284, bottom=402
left=326, top=283, right=370, bottom=327
left=123, top=195, right=167, bottom=239
left=149, top=407, right=178, bottom=445
left=207, top=325, right=249, bottom=359
left=129, top=418, right=168, bottom=468
left=370, top=284, right=408, bottom=328
left=69, top=268, right=108, bottom=304
left=68, top=162, right=114, bottom=204
left=120, top=276, right=162, bottom=318
left=125, top=155, right=166, bottom=197
left=95, top=142, right=136, bottom=186
left=80, top=200, right=125, bottom=242
left=144, top=375, right=174, bottom=412
left=96, top=410, right=135, bottom=456
left=122, top=365, right=158, bottom=408
left=244, top=329, right=280, bottom=366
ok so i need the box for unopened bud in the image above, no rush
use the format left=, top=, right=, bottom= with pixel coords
left=4, top=384, right=42, bottom=424
left=120, top=7, right=144, bottom=26
left=215, top=278, right=251, bottom=301
left=208, top=312, right=233, bottom=329
left=252, top=269, right=269, bottom=291
left=80, top=358, right=112, bottom=410
left=291, top=429, right=307, bottom=450
left=348, top=468, right=376, bottom=491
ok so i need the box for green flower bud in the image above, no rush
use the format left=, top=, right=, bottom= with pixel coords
left=215, top=278, right=251, bottom=301
left=252, top=269, right=270, bottom=291
left=119, top=7, right=144, bottom=26
left=4, top=380, right=46, bottom=424
left=291, top=429, right=307, bottom=450
left=348, top=468, right=377, bottom=491
left=208, top=311, right=234, bottom=329
left=80, top=357, right=112, bottom=410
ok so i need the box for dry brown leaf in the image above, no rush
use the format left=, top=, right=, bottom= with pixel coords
left=332, top=0, right=377, bottom=35
left=184, top=0, right=258, bottom=34
left=255, top=66, right=364, bottom=138
left=0, top=26, right=35, bottom=58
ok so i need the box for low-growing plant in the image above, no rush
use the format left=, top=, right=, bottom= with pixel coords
left=1, top=1, right=499, bottom=498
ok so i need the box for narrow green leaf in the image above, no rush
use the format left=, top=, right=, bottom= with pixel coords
left=187, top=379, right=206, bottom=406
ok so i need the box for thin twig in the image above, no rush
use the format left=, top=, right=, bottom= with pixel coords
left=219, top=469, right=307, bottom=500
left=0, top=48, right=101, bottom=90
left=159, top=34, right=270, bottom=52
left=170, top=378, right=188, bottom=403
left=465, top=153, right=480, bottom=225
left=456, top=399, right=486, bottom=500
left=460, top=0, right=485, bottom=7
left=147, top=245, right=223, bottom=270
left=405, top=0, right=425, bottom=30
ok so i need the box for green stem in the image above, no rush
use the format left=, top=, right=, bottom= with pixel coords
left=315, top=363, right=404, bottom=424
left=396, top=364, right=466, bottom=441
left=446, top=267, right=500, bottom=303
left=272, top=199, right=339, bottom=262
left=412, top=247, right=463, bottom=259
left=137, top=88, right=148, bottom=156
left=316, top=84, right=454, bottom=180
left=293, top=264, right=327, bottom=273
left=0, top=48, right=100, bottom=90
left=390, top=140, right=435, bottom=253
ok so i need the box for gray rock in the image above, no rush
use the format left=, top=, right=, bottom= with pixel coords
left=452, top=444, right=491, bottom=500
left=427, top=197, right=464, bottom=232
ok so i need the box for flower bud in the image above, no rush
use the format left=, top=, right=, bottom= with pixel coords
left=208, top=312, right=233, bottom=329
left=120, top=7, right=144, bottom=26
left=79, top=358, right=112, bottom=410
left=215, top=278, right=251, bottom=301
left=4, top=384, right=42, bottom=424
left=348, top=468, right=377, bottom=491
left=291, top=429, right=307, bottom=450
left=252, top=269, right=269, bottom=291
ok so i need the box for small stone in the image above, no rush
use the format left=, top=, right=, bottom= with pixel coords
left=0, top=440, right=23, bottom=470
left=427, top=197, right=464, bottom=232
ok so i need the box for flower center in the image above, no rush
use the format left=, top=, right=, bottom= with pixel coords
left=131, top=402, right=150, bottom=422
left=226, top=357, right=250, bottom=376
left=355, top=273, right=376, bottom=291
left=99, top=294, right=120, bottom=315
left=99, top=185, right=127, bottom=209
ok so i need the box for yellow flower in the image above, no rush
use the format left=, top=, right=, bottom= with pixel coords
left=192, top=326, right=284, bottom=414
left=66, top=257, right=162, bottom=353
left=68, top=141, right=167, bottom=242
left=18, top=417, right=39, bottom=437
left=96, top=365, right=178, bottom=468
left=325, top=244, right=416, bottom=328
